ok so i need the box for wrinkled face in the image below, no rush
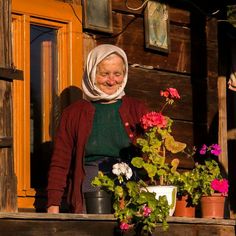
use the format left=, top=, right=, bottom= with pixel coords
left=95, top=54, right=125, bottom=95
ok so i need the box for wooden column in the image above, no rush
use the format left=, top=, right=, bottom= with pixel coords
left=0, top=0, right=18, bottom=212
left=218, top=76, right=228, bottom=174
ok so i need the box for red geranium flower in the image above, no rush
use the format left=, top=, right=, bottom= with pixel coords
left=140, top=112, right=168, bottom=130
left=120, top=221, right=130, bottom=231
left=142, top=205, right=152, bottom=217
left=160, top=88, right=180, bottom=99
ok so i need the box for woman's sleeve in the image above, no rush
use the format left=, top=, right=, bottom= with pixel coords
left=47, top=109, right=75, bottom=207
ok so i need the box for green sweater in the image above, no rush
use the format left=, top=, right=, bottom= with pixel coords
left=85, top=100, right=130, bottom=162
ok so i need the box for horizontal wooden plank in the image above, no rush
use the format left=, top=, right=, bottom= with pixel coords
left=0, top=136, right=12, bottom=147
left=126, top=67, right=193, bottom=120
left=0, top=212, right=234, bottom=225
left=0, top=220, right=234, bottom=236
left=169, top=8, right=190, bottom=25
left=0, top=213, right=234, bottom=236
left=0, top=68, right=23, bottom=81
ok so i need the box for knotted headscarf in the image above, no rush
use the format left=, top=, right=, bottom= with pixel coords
left=82, top=44, right=128, bottom=101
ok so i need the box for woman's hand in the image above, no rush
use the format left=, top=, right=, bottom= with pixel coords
left=47, top=205, right=59, bottom=213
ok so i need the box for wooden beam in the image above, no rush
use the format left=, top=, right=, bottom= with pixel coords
left=0, top=136, right=12, bottom=148
left=0, top=68, right=23, bottom=81
left=0, top=213, right=234, bottom=236
left=218, top=76, right=228, bottom=174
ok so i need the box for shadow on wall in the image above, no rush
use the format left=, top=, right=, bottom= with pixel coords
left=32, top=86, right=82, bottom=212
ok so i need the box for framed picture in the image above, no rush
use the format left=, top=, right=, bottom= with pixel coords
left=144, top=1, right=170, bottom=53
left=82, top=0, right=113, bottom=33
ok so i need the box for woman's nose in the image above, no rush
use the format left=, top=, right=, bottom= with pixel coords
left=107, top=75, right=116, bottom=84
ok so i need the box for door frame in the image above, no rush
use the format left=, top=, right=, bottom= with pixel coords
left=12, top=0, right=83, bottom=209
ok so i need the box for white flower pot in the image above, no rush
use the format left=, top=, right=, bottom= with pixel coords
left=144, top=185, right=177, bottom=216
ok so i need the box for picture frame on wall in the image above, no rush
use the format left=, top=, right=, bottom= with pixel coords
left=82, top=0, right=113, bottom=33
left=144, top=1, right=170, bottom=53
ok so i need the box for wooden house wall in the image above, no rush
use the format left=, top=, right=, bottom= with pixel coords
left=0, top=0, right=17, bottom=212
left=82, top=0, right=219, bottom=168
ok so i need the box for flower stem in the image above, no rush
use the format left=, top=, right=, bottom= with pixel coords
left=159, top=101, right=168, bottom=113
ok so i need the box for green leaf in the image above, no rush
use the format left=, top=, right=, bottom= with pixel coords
left=131, top=157, right=144, bottom=168
left=114, top=186, right=124, bottom=198
left=165, top=135, right=186, bottom=153
left=143, top=163, right=157, bottom=178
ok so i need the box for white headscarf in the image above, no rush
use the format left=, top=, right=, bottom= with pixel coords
left=82, top=44, right=128, bottom=101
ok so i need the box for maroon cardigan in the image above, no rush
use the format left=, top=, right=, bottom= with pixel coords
left=47, top=95, right=148, bottom=213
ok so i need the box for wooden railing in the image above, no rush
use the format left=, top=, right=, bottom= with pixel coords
left=0, top=213, right=235, bottom=236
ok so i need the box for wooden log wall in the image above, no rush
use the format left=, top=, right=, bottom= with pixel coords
left=0, top=0, right=17, bottom=212
left=82, top=0, right=219, bottom=169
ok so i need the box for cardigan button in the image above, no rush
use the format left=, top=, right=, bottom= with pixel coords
left=125, top=122, right=129, bottom=126
left=129, top=134, right=134, bottom=138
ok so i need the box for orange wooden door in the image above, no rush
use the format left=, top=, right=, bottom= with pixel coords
left=11, top=0, right=83, bottom=210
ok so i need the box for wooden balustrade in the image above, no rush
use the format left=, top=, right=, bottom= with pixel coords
left=0, top=213, right=235, bottom=236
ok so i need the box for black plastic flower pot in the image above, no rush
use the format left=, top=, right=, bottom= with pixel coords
left=84, top=190, right=112, bottom=214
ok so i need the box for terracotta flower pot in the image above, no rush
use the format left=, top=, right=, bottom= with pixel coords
left=174, top=195, right=195, bottom=217
left=200, top=194, right=226, bottom=219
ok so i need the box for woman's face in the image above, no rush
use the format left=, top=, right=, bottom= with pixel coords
left=95, top=54, right=125, bottom=95
left=228, top=72, right=236, bottom=91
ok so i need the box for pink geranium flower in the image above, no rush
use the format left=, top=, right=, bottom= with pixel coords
left=142, top=205, right=152, bottom=217
left=199, top=144, right=207, bottom=155
left=120, top=221, right=130, bottom=231
left=199, top=144, right=221, bottom=156
left=211, top=178, right=229, bottom=196
left=210, top=144, right=222, bottom=156
left=160, top=88, right=180, bottom=99
left=140, top=112, right=168, bottom=130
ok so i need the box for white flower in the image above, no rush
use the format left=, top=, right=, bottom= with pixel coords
left=112, top=162, right=133, bottom=180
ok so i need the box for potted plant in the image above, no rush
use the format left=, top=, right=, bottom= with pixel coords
left=193, top=144, right=229, bottom=218
left=169, top=143, right=229, bottom=218
left=131, top=88, right=187, bottom=215
left=168, top=168, right=200, bottom=217
left=92, top=162, right=170, bottom=235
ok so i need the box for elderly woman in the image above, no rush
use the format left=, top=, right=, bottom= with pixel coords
left=47, top=44, right=148, bottom=213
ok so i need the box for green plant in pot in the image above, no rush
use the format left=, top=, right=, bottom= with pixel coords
left=192, top=144, right=228, bottom=198
left=167, top=163, right=202, bottom=217
left=169, top=168, right=202, bottom=206
left=192, top=144, right=229, bottom=218
left=169, top=143, right=228, bottom=217
left=92, top=162, right=170, bottom=234
left=131, top=88, right=187, bottom=216
left=131, top=88, right=187, bottom=185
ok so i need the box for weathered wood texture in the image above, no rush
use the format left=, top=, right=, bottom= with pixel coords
left=0, top=0, right=17, bottom=212
left=84, top=0, right=218, bottom=154
left=0, top=213, right=234, bottom=236
left=218, top=77, right=228, bottom=174
left=0, top=0, right=12, bottom=67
